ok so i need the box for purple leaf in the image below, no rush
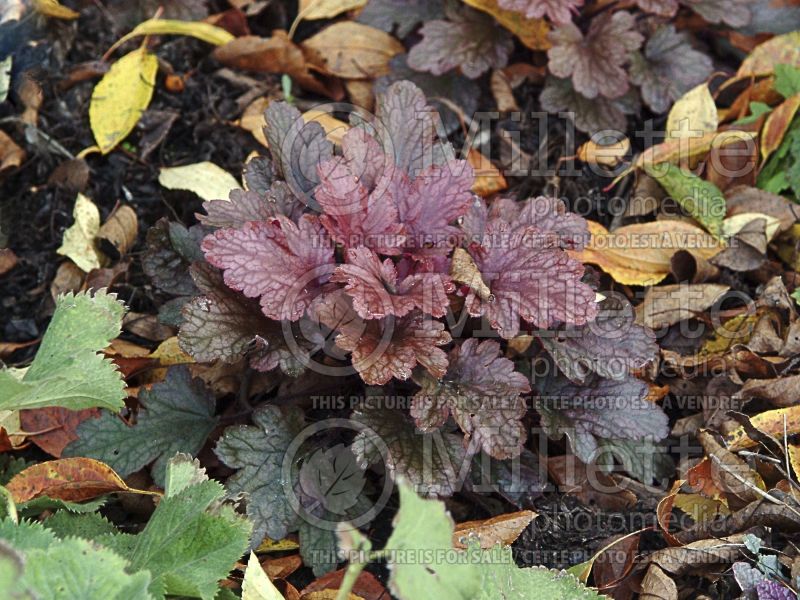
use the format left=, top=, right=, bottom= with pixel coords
left=412, top=339, right=531, bottom=459
left=539, top=76, right=639, bottom=134
left=497, top=0, right=584, bottom=25
left=635, top=0, right=678, bottom=16
left=547, top=11, right=643, bottom=99
left=407, top=4, right=513, bottom=79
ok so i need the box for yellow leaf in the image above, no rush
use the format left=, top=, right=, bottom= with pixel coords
left=158, top=161, right=241, bottom=202
left=631, top=130, right=754, bottom=171
left=467, top=148, right=507, bottom=197
left=240, top=98, right=349, bottom=147
left=89, top=48, right=158, bottom=154
left=568, top=220, right=723, bottom=286
left=255, top=537, right=300, bottom=553
left=672, top=493, right=730, bottom=522
left=462, top=0, right=550, bottom=50
left=788, top=444, right=800, bottom=480
left=665, top=84, right=718, bottom=141
left=302, top=109, right=350, bottom=145
left=726, top=405, right=800, bottom=451
left=57, top=193, right=107, bottom=272
left=242, top=552, right=285, bottom=600
left=577, top=136, right=630, bottom=167
left=110, top=19, right=234, bottom=54
left=33, top=0, right=79, bottom=20
left=298, top=0, right=367, bottom=20
left=761, top=93, right=800, bottom=162
left=737, top=31, right=800, bottom=78
left=301, top=22, right=404, bottom=78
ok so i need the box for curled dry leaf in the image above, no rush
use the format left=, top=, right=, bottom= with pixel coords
left=576, top=136, right=630, bottom=167
left=56, top=193, right=107, bottom=273
left=569, top=220, right=722, bottom=286
left=453, top=510, right=536, bottom=549
left=0, top=130, right=25, bottom=172
left=20, top=407, right=100, bottom=458
left=635, top=283, right=730, bottom=329
left=97, top=205, right=138, bottom=260
left=725, top=404, right=800, bottom=451
left=761, top=94, right=800, bottom=163
left=736, top=31, right=800, bottom=79
left=5, top=457, right=152, bottom=503
left=301, top=22, right=404, bottom=79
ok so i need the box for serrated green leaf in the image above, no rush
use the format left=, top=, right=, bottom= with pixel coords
left=20, top=537, right=153, bottom=600
left=775, top=64, right=800, bottom=99
left=0, top=519, right=57, bottom=552
left=18, top=496, right=107, bottom=517
left=43, top=511, right=119, bottom=540
left=64, top=366, right=217, bottom=486
left=164, top=453, right=209, bottom=498
left=0, top=290, right=126, bottom=412
left=104, top=465, right=251, bottom=600
left=644, top=163, right=726, bottom=237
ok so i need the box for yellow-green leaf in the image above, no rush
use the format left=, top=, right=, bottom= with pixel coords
left=56, top=193, right=106, bottom=272
left=242, top=552, right=285, bottom=600
left=158, top=161, right=241, bottom=202
left=89, top=48, right=158, bottom=154
left=298, top=0, right=367, bottom=20
left=666, top=84, right=717, bottom=141
left=33, top=0, right=79, bottom=20
left=111, top=19, right=234, bottom=52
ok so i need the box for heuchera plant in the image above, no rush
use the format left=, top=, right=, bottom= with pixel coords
left=170, top=81, right=668, bottom=561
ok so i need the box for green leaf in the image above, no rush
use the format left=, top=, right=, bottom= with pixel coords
left=20, top=537, right=153, bottom=600
left=384, top=483, right=481, bottom=599
left=0, top=519, right=57, bottom=552
left=644, top=163, right=726, bottom=237
left=104, top=461, right=251, bottom=600
left=64, top=366, right=218, bottom=487
left=733, top=101, right=772, bottom=125
left=0, top=290, right=126, bottom=412
left=213, top=406, right=304, bottom=545
left=43, top=511, right=119, bottom=540
left=775, top=64, right=800, bottom=99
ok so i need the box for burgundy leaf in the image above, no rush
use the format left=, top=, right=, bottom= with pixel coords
left=629, top=25, right=713, bottom=114
left=407, top=4, right=513, bottom=79
left=412, top=339, right=531, bottom=459
left=497, top=0, right=584, bottom=25
left=315, top=131, right=405, bottom=254
left=332, top=247, right=453, bottom=319
left=202, top=215, right=334, bottom=321
left=462, top=220, right=598, bottom=338
left=547, top=11, right=643, bottom=99
left=487, top=197, right=589, bottom=250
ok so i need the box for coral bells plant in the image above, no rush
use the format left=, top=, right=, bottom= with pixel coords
left=171, top=81, right=668, bottom=560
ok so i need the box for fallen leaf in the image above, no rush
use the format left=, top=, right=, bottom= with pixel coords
left=0, top=55, right=11, bottom=103
left=261, top=555, right=302, bottom=580
left=788, top=444, right=800, bottom=480
left=467, top=148, right=507, bottom=197
left=256, top=536, right=300, bottom=553
left=726, top=405, right=800, bottom=451
left=49, top=261, right=85, bottom=300
left=665, top=83, right=717, bottom=140
left=672, top=493, right=730, bottom=522
left=56, top=193, right=107, bottom=273
left=761, top=93, right=800, bottom=162
left=0, top=248, right=17, bottom=276
left=299, top=569, right=386, bottom=600
left=462, top=0, right=551, bottom=50
left=0, top=130, right=25, bottom=172
left=640, top=564, right=677, bottom=600
left=159, top=161, right=241, bottom=202
left=569, top=220, right=722, bottom=286
left=5, top=457, right=153, bottom=503
left=301, top=22, right=404, bottom=79
left=242, top=552, right=285, bottom=600
left=633, top=130, right=755, bottom=171
left=18, top=74, right=42, bottom=126
left=110, top=18, right=234, bottom=52
left=570, top=531, right=641, bottom=586
left=698, top=430, right=765, bottom=504
left=297, top=0, right=366, bottom=20
left=737, top=31, right=800, bottom=78
left=89, top=47, right=158, bottom=154
left=490, top=69, right=519, bottom=111
left=20, top=407, right=100, bottom=457
left=577, top=136, right=630, bottom=167
left=97, top=205, right=138, bottom=260
left=635, top=283, right=730, bottom=329
left=239, top=98, right=349, bottom=147
left=32, top=0, right=78, bottom=19
left=452, top=510, right=536, bottom=549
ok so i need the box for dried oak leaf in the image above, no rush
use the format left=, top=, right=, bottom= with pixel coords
left=357, top=0, right=445, bottom=38
left=541, top=297, right=658, bottom=384
left=496, top=0, right=584, bottom=25
left=461, top=219, right=597, bottom=339
left=312, top=291, right=450, bottom=384
left=179, top=263, right=307, bottom=376
left=412, top=338, right=531, bottom=459
left=407, top=3, right=513, bottom=79
left=536, top=375, right=669, bottom=464
left=202, top=215, right=334, bottom=322
left=629, top=25, right=713, bottom=114
left=332, top=247, right=453, bottom=319
left=351, top=403, right=467, bottom=495
left=315, top=129, right=405, bottom=254
left=539, top=77, right=638, bottom=134
left=547, top=11, right=642, bottom=99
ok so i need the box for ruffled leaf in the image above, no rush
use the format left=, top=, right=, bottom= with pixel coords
left=539, top=76, right=638, bottom=134
left=412, top=339, right=531, bottom=459
left=497, top=0, right=584, bottom=25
